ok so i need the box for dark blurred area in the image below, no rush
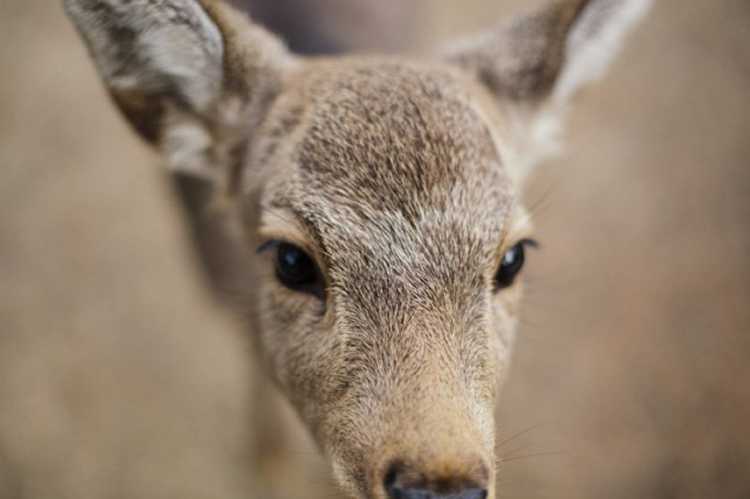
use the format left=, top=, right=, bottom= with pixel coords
left=230, top=0, right=418, bottom=54
left=1, top=0, right=748, bottom=498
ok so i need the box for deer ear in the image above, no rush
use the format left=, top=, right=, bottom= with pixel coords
left=445, top=0, right=651, bottom=174
left=65, top=0, right=292, bottom=182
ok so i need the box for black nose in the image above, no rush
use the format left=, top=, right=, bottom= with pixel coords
left=387, top=485, right=487, bottom=499
left=384, top=464, right=488, bottom=499
left=388, top=489, right=487, bottom=499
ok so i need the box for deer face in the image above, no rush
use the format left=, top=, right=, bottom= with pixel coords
left=65, top=1, right=650, bottom=498
left=247, top=61, right=526, bottom=497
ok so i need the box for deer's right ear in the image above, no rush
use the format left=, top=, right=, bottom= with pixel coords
left=444, top=0, right=650, bottom=181
left=65, top=0, right=292, bottom=182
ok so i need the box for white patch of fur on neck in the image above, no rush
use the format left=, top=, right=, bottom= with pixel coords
left=553, top=0, right=652, bottom=104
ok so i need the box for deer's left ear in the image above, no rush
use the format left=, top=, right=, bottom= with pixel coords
left=445, top=0, right=651, bottom=176
left=65, top=0, right=293, bottom=185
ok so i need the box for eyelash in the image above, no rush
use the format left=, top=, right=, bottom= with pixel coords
left=517, top=238, right=540, bottom=250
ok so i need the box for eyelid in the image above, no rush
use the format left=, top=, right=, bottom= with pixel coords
left=258, top=206, right=316, bottom=252
left=257, top=240, right=280, bottom=254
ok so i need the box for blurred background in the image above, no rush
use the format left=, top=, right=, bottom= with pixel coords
left=1, top=0, right=748, bottom=498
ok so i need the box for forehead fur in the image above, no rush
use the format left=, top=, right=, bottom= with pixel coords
left=254, top=58, right=516, bottom=279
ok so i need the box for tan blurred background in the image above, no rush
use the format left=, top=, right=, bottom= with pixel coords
left=1, top=0, right=748, bottom=498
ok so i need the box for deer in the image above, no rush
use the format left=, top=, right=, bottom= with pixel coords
left=63, top=1, right=650, bottom=498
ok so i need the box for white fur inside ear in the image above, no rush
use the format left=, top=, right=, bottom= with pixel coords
left=66, top=0, right=225, bottom=114
left=140, top=6, right=224, bottom=113
left=553, top=0, right=652, bottom=103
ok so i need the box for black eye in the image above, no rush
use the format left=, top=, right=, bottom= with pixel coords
left=264, top=242, right=323, bottom=298
left=276, top=243, right=320, bottom=291
left=494, top=239, right=537, bottom=291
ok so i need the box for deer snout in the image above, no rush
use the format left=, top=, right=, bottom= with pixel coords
left=382, top=460, right=489, bottom=499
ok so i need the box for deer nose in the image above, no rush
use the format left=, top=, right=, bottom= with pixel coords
left=383, top=463, right=488, bottom=499
left=387, top=488, right=487, bottom=499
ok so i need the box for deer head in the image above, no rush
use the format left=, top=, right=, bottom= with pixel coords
left=64, top=1, right=650, bottom=497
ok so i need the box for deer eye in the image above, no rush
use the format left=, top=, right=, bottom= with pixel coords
left=259, top=241, right=324, bottom=298
left=494, top=239, right=538, bottom=291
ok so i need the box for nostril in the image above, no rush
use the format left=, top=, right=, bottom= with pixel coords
left=384, top=462, right=411, bottom=499
left=459, top=489, right=488, bottom=499
left=384, top=463, right=399, bottom=490
left=384, top=462, right=425, bottom=499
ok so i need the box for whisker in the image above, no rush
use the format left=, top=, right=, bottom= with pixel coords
left=495, top=423, right=544, bottom=451
left=525, top=173, right=562, bottom=219
left=498, top=450, right=567, bottom=465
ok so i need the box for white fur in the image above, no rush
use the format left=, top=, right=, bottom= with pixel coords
left=162, top=118, right=215, bottom=179
left=141, top=10, right=224, bottom=113
left=553, top=0, right=653, bottom=103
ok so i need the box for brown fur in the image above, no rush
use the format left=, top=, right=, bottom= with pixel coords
left=63, top=0, right=650, bottom=497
